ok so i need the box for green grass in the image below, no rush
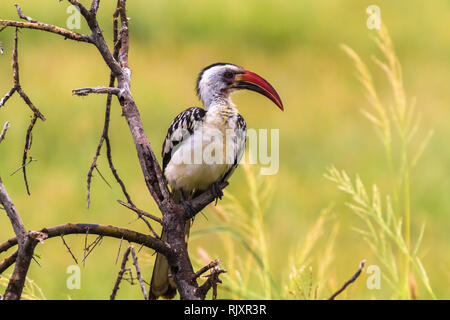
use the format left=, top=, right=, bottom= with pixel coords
left=325, top=22, right=436, bottom=299
left=0, top=0, right=449, bottom=299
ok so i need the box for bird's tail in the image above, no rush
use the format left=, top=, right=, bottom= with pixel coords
left=149, top=190, right=191, bottom=300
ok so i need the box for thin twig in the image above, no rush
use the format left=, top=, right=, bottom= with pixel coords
left=0, top=88, right=16, bottom=108
left=60, top=235, right=78, bottom=265
left=115, top=235, right=124, bottom=265
left=14, top=4, right=37, bottom=23
left=130, top=246, right=148, bottom=300
left=197, top=261, right=226, bottom=300
left=193, top=259, right=221, bottom=280
left=83, top=227, right=90, bottom=267
left=94, top=165, right=112, bottom=188
left=117, top=200, right=160, bottom=238
left=0, top=121, right=10, bottom=144
left=84, top=13, right=131, bottom=209
left=110, top=246, right=131, bottom=300
left=22, top=115, right=38, bottom=195
left=16, top=87, right=45, bottom=121
left=82, top=235, right=103, bottom=264
left=72, top=87, right=121, bottom=96
left=0, top=250, right=18, bottom=274
left=0, top=19, right=91, bottom=43
left=328, top=260, right=366, bottom=300
left=105, top=136, right=134, bottom=205
left=10, top=157, right=36, bottom=177
left=117, top=200, right=162, bottom=224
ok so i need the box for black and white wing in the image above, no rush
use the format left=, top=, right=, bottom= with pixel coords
left=221, top=114, right=247, bottom=182
left=162, top=107, right=206, bottom=172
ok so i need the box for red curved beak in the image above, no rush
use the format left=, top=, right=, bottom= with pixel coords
left=235, top=70, right=284, bottom=111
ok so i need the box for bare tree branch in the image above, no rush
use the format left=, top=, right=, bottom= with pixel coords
left=0, top=121, right=10, bottom=143
left=21, top=114, right=38, bottom=195
left=0, top=223, right=170, bottom=257
left=110, top=246, right=131, bottom=300
left=117, top=200, right=162, bottom=224
left=0, top=250, right=18, bottom=274
left=82, top=235, right=103, bottom=265
left=196, top=261, right=226, bottom=300
left=90, top=0, right=101, bottom=16
left=117, top=200, right=160, bottom=238
left=16, top=88, right=45, bottom=121
left=0, top=88, right=16, bottom=108
left=0, top=178, right=47, bottom=299
left=193, top=259, right=222, bottom=280
left=14, top=4, right=37, bottom=23
left=0, top=20, right=91, bottom=43
left=85, top=9, right=130, bottom=209
left=130, top=246, right=148, bottom=300
left=328, top=260, right=366, bottom=300
left=60, top=235, right=78, bottom=265
left=72, top=87, right=121, bottom=96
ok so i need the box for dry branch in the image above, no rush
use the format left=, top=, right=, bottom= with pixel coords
left=0, top=121, right=10, bottom=143
left=0, top=20, right=91, bottom=42
left=0, top=178, right=47, bottom=299
left=0, top=4, right=91, bottom=43
left=197, top=261, right=226, bottom=300
left=85, top=12, right=130, bottom=209
left=0, top=250, right=18, bottom=274
left=0, top=27, right=45, bottom=195
left=21, top=114, right=38, bottom=195
left=328, top=260, right=366, bottom=300
left=117, top=200, right=162, bottom=224
left=60, top=235, right=78, bottom=265
left=110, top=246, right=131, bottom=300
left=72, top=87, right=121, bottom=96
left=0, top=0, right=229, bottom=300
left=0, top=223, right=170, bottom=258
left=117, top=200, right=160, bottom=238
left=130, top=246, right=148, bottom=300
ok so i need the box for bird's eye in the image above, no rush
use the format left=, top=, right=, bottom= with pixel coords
left=224, top=71, right=234, bottom=79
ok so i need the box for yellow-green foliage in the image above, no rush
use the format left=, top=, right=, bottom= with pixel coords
left=0, top=273, right=46, bottom=300
left=326, top=21, right=436, bottom=299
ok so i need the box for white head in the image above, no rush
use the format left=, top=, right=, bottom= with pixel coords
left=195, top=62, right=284, bottom=111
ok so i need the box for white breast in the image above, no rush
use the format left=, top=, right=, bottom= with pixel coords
left=164, top=110, right=238, bottom=194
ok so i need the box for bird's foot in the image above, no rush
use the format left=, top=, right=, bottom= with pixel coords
left=210, top=181, right=223, bottom=206
left=179, top=188, right=195, bottom=219
left=182, top=201, right=195, bottom=219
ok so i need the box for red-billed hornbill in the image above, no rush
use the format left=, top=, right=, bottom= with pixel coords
left=150, top=62, right=283, bottom=299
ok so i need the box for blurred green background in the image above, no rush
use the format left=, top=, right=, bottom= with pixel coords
left=0, top=0, right=449, bottom=299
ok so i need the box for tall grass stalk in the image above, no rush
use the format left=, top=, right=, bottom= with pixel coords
left=0, top=274, right=46, bottom=300
left=331, top=21, right=435, bottom=299
left=192, top=164, right=277, bottom=299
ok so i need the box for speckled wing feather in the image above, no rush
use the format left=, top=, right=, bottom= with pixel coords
left=221, top=113, right=247, bottom=182
left=162, top=107, right=207, bottom=173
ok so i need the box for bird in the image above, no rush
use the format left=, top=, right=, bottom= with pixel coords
left=149, top=62, right=283, bottom=299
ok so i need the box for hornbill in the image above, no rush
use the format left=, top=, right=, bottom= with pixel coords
left=149, top=62, right=283, bottom=299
